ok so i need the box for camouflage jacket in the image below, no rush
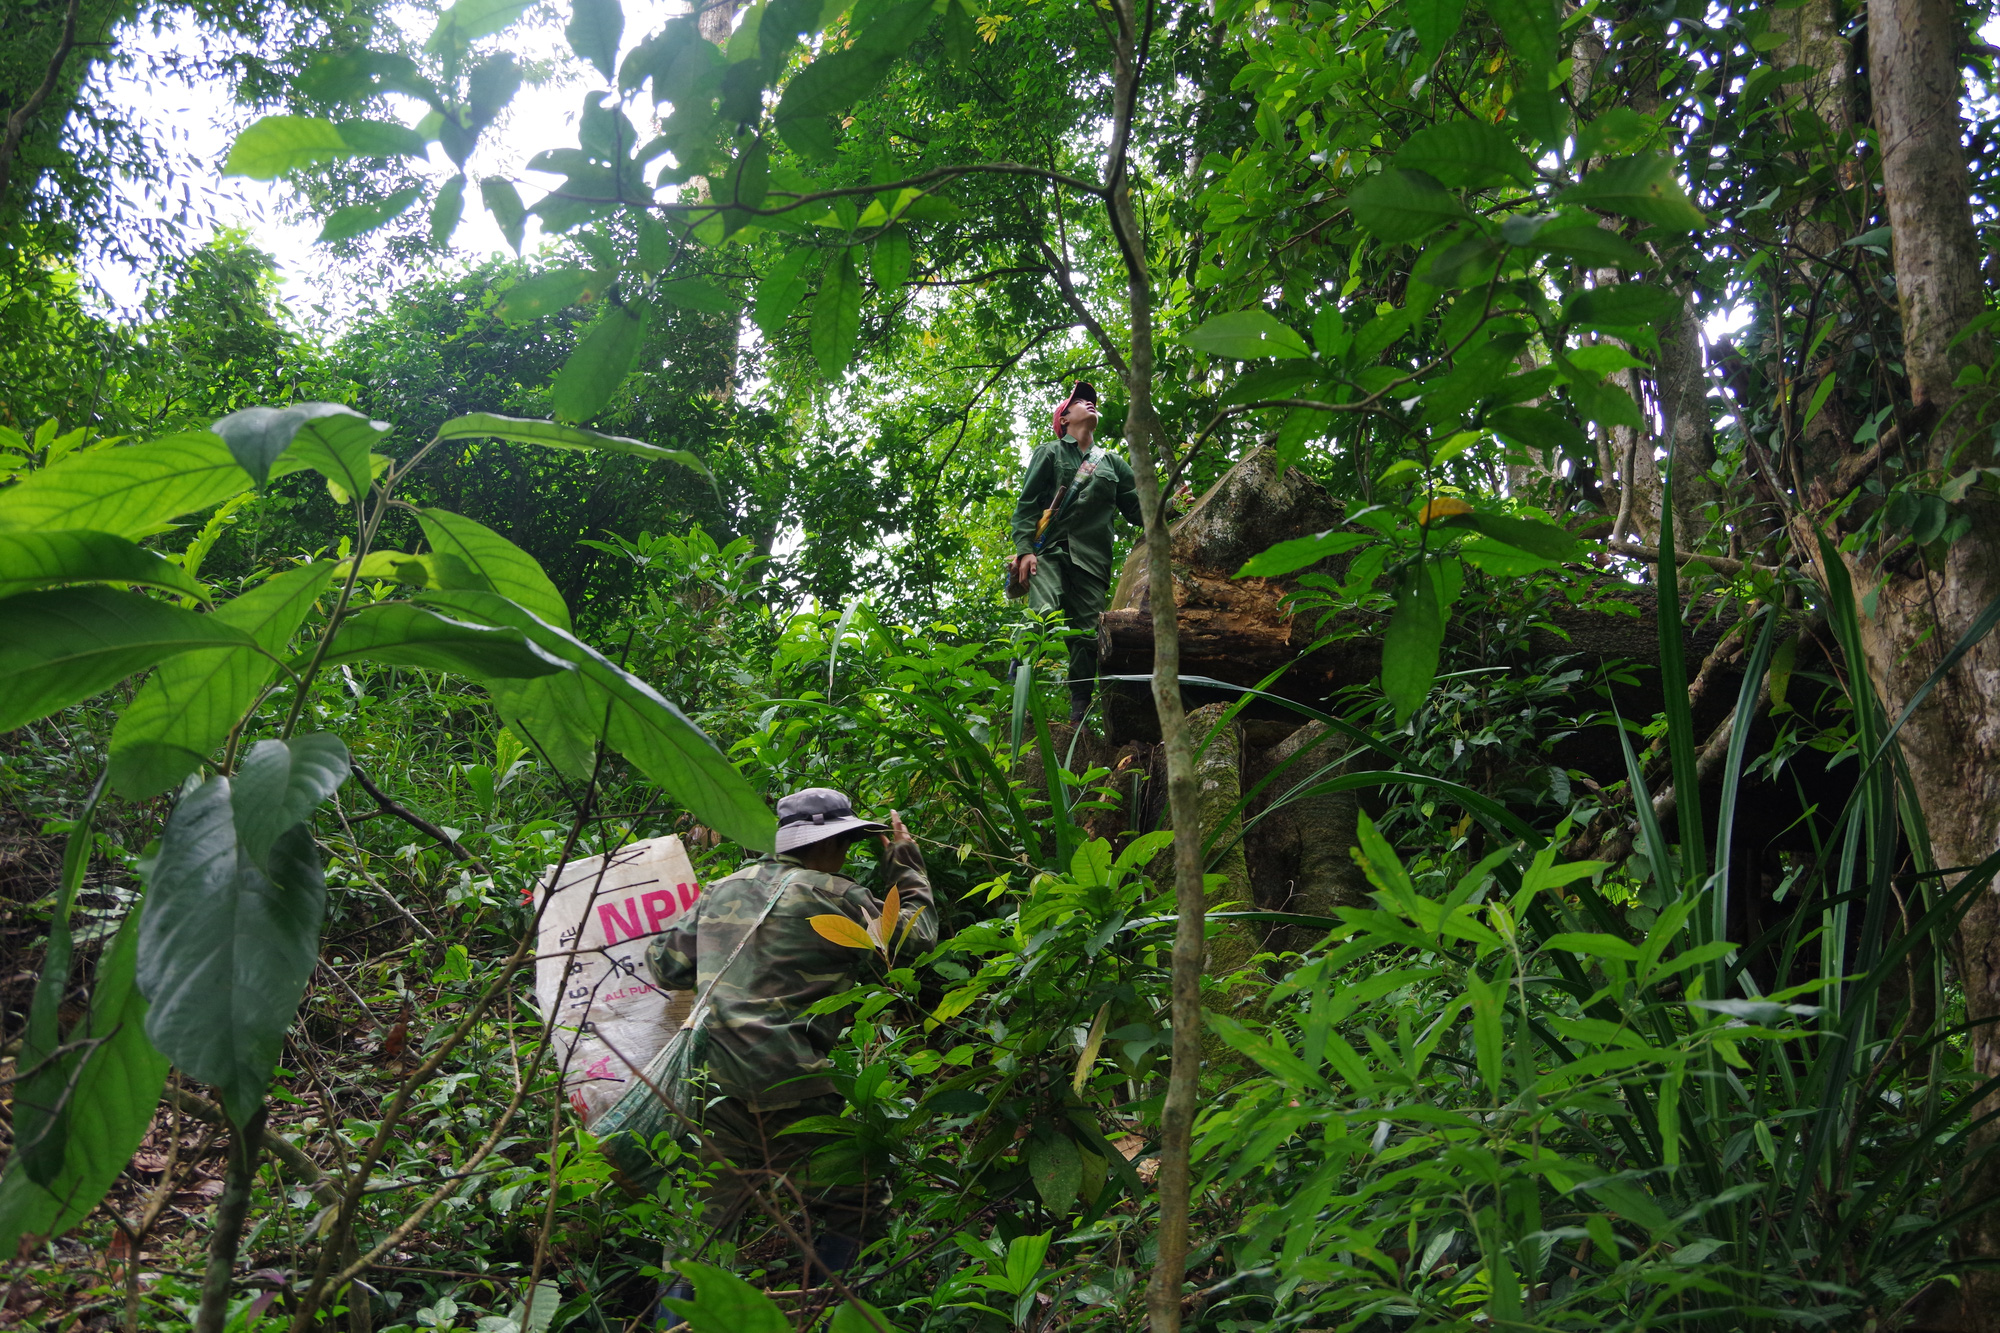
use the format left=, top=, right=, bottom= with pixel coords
left=645, top=843, right=935, bottom=1109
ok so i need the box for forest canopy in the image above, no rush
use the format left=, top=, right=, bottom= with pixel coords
left=5, top=1, right=2000, bottom=1332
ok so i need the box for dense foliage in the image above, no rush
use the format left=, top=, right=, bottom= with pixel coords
left=6, top=0, right=2000, bottom=1331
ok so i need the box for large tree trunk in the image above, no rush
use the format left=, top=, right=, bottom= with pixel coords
left=1858, top=2, right=2000, bottom=1324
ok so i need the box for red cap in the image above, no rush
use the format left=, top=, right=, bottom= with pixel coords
left=1051, top=380, right=1098, bottom=438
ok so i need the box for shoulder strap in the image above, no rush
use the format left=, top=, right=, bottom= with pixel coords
left=1033, top=445, right=1103, bottom=550
left=677, top=865, right=803, bottom=1031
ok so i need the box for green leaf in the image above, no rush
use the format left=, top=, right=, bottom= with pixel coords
left=1556, top=155, right=1706, bottom=231
left=110, top=563, right=336, bottom=799
left=1027, top=1131, right=1083, bottom=1215
left=211, top=403, right=389, bottom=497
left=479, top=177, right=528, bottom=253
left=497, top=267, right=600, bottom=322
left=317, top=603, right=569, bottom=679
left=1567, top=344, right=1648, bottom=376
left=659, top=1261, right=788, bottom=1333
left=567, top=0, right=624, bottom=81
left=1348, top=168, right=1465, bottom=242
left=418, top=590, right=778, bottom=850
left=1530, top=222, right=1653, bottom=270
left=1444, top=511, right=1583, bottom=561
left=829, top=1299, right=909, bottom=1333
left=1565, top=282, right=1680, bottom=331
left=428, top=0, right=533, bottom=53
left=1236, top=529, right=1376, bottom=577
left=658, top=278, right=737, bottom=313
left=552, top=304, right=646, bottom=422
left=753, top=248, right=815, bottom=340
left=1564, top=372, right=1646, bottom=430
left=0, top=587, right=257, bottom=732
left=0, top=912, right=169, bottom=1257
left=0, top=431, right=276, bottom=539
left=1183, top=309, right=1310, bottom=360
left=136, top=750, right=335, bottom=1124
left=811, top=248, right=863, bottom=380
left=0, top=530, right=208, bottom=601
left=871, top=227, right=913, bottom=292
left=430, top=175, right=467, bottom=246
left=1382, top=562, right=1444, bottom=724
left=335, top=118, right=429, bottom=157
left=635, top=212, right=674, bottom=271
left=418, top=508, right=570, bottom=629
left=232, top=734, right=350, bottom=866
left=1395, top=121, right=1533, bottom=188
left=436, top=412, right=711, bottom=479
left=222, top=115, right=352, bottom=178
left=777, top=47, right=895, bottom=125
left=1409, top=0, right=1466, bottom=57
left=317, top=185, right=423, bottom=243
left=1458, top=536, right=1554, bottom=576
left=1486, top=405, right=1585, bottom=454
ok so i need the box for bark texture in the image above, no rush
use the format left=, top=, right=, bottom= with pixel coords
left=1860, top=2, right=2000, bottom=1323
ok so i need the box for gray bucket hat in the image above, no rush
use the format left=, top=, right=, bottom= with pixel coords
left=773, top=787, right=890, bottom=854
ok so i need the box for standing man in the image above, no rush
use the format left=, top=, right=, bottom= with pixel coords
left=646, top=788, right=934, bottom=1313
left=1009, top=380, right=1147, bottom=724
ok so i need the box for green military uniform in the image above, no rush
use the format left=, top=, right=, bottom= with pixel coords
left=645, top=843, right=935, bottom=1247
left=1010, top=434, right=1145, bottom=711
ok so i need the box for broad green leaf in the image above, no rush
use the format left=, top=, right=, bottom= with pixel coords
left=1183, top=309, right=1310, bottom=360
left=1446, top=511, right=1583, bottom=561
left=317, top=602, right=569, bottom=679
left=829, top=1299, right=909, bottom=1333
left=335, top=119, right=429, bottom=157
left=1488, top=0, right=1559, bottom=69
left=776, top=48, right=894, bottom=124
left=436, top=412, right=712, bottom=478
left=110, top=563, right=336, bottom=799
left=0, top=530, right=207, bottom=601
left=418, top=508, right=570, bottom=629
left=428, top=0, right=533, bottom=53
left=1565, top=282, right=1680, bottom=331
left=1395, top=121, right=1533, bottom=188
left=0, top=587, right=257, bottom=732
left=223, top=115, right=351, bottom=178
left=482, top=177, right=528, bottom=253
left=0, top=912, right=168, bottom=1257
left=1564, top=372, right=1646, bottom=431
left=1567, top=344, right=1648, bottom=376
left=659, top=1261, right=789, bottom=1333
left=0, top=431, right=281, bottom=539
left=210, top=402, right=387, bottom=492
left=1027, top=1132, right=1083, bottom=1215
left=1236, top=528, right=1376, bottom=577
left=1458, top=536, right=1554, bottom=576
left=317, top=185, right=423, bottom=243
left=658, top=278, right=736, bottom=313
left=871, top=227, right=913, bottom=291
left=1409, top=0, right=1466, bottom=56
left=566, top=0, right=624, bottom=81
left=635, top=212, right=674, bottom=271
left=418, top=590, right=777, bottom=850
left=497, top=268, right=600, bottom=323
left=552, top=304, right=646, bottom=422
left=1465, top=970, right=1506, bottom=1094
left=1532, top=222, right=1653, bottom=270
left=811, top=248, right=863, bottom=380
left=1349, top=168, right=1464, bottom=242
left=753, top=248, right=815, bottom=340
left=431, top=174, right=467, bottom=246
left=1382, top=562, right=1444, bottom=725
left=232, top=734, right=351, bottom=866
left=1556, top=155, right=1706, bottom=231
left=136, top=762, right=329, bottom=1124
left=1486, top=405, right=1585, bottom=454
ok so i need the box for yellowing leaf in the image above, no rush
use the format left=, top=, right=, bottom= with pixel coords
left=1418, top=496, right=1474, bottom=526
left=810, top=915, right=876, bottom=949
left=1073, top=1003, right=1110, bottom=1096
left=876, top=884, right=902, bottom=949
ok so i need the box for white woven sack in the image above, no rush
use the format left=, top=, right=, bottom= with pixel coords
left=534, top=835, right=701, bottom=1123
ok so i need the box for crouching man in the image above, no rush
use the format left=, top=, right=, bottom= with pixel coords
left=645, top=787, right=936, bottom=1314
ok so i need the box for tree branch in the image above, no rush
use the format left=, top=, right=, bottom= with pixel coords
left=348, top=764, right=474, bottom=862
left=0, top=0, right=84, bottom=205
